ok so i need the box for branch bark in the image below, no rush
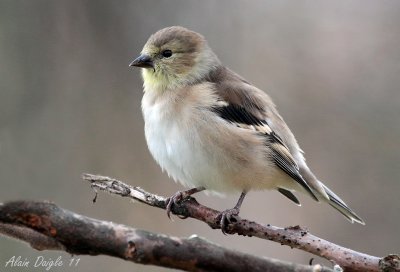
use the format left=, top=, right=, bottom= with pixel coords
left=82, top=173, right=399, bottom=272
left=0, top=201, right=333, bottom=272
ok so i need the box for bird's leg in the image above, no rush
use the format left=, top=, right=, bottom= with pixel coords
left=166, top=186, right=205, bottom=219
left=219, top=191, right=247, bottom=234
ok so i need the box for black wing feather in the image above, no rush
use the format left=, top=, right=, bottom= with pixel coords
left=278, top=188, right=301, bottom=205
left=212, top=104, right=264, bottom=126
left=212, top=103, right=318, bottom=201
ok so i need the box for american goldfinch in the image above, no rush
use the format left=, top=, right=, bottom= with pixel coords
left=130, top=26, right=365, bottom=230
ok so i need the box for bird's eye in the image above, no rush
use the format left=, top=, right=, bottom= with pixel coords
left=161, top=49, right=172, bottom=58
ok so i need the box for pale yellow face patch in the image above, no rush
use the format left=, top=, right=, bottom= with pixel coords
left=141, top=44, right=198, bottom=92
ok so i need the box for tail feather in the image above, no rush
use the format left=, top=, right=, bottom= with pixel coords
left=321, top=183, right=365, bottom=225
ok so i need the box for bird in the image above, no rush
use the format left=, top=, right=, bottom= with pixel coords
left=129, top=26, right=365, bottom=231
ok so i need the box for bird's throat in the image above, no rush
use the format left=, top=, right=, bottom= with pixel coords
left=142, top=69, right=176, bottom=92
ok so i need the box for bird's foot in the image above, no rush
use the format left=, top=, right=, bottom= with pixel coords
left=218, top=208, right=240, bottom=235
left=166, top=187, right=205, bottom=219
left=166, top=191, right=189, bottom=219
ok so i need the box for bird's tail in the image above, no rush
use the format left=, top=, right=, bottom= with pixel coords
left=320, top=182, right=365, bottom=225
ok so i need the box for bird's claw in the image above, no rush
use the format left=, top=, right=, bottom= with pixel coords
left=165, top=187, right=205, bottom=219
left=166, top=192, right=182, bottom=219
left=166, top=191, right=190, bottom=219
left=219, top=208, right=240, bottom=235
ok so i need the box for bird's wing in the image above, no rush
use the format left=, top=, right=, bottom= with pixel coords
left=207, top=67, right=318, bottom=201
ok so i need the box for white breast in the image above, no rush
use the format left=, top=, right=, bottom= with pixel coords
left=141, top=85, right=228, bottom=191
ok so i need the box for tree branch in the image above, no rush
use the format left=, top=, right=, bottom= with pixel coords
left=82, top=173, right=399, bottom=272
left=0, top=201, right=333, bottom=272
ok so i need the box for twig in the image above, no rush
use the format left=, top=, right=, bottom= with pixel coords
left=0, top=201, right=333, bottom=272
left=82, top=173, right=399, bottom=272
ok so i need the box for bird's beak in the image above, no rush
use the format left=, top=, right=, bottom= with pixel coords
left=129, top=54, right=154, bottom=69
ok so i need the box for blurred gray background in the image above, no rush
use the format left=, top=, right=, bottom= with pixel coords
left=1, top=1, right=399, bottom=271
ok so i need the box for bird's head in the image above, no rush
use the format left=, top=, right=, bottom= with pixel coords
left=130, top=26, right=220, bottom=91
